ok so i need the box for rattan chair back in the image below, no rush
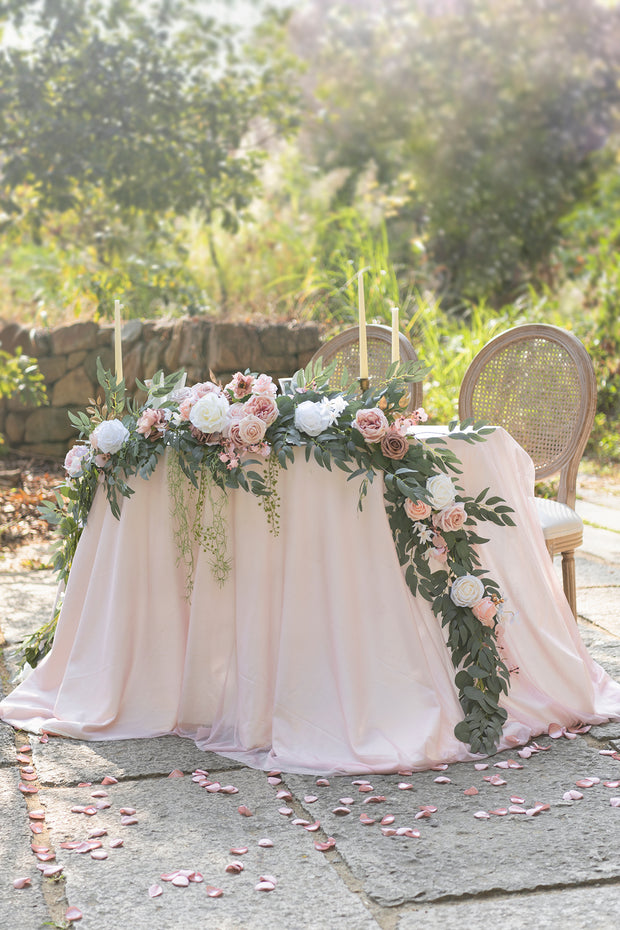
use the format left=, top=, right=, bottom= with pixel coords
left=459, top=324, right=597, bottom=508
left=310, top=325, right=423, bottom=413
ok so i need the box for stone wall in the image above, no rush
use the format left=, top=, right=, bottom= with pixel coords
left=0, top=317, right=322, bottom=459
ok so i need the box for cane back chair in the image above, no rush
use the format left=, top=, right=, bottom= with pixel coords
left=459, top=323, right=597, bottom=619
left=310, top=324, right=424, bottom=413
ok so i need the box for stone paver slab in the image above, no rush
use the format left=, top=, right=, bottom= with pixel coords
left=0, top=768, right=50, bottom=930
left=32, top=734, right=244, bottom=785
left=397, top=882, right=620, bottom=930
left=40, top=769, right=379, bottom=930
left=577, top=588, right=620, bottom=638
left=286, top=739, right=620, bottom=906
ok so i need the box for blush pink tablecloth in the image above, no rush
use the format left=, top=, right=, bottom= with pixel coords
left=2, top=428, right=620, bottom=774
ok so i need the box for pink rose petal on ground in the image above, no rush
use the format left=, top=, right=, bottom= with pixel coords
left=358, top=785, right=373, bottom=793
left=533, top=741, right=552, bottom=751
left=40, top=865, right=63, bottom=877
left=610, top=797, right=620, bottom=807
left=65, top=907, right=83, bottom=922
left=258, top=839, right=273, bottom=848
left=95, top=800, right=111, bottom=810
left=205, top=783, right=221, bottom=793
left=548, top=723, right=564, bottom=739
left=518, top=747, right=533, bottom=759
left=119, top=808, right=136, bottom=816
left=339, top=797, right=355, bottom=805
left=304, top=821, right=321, bottom=832
left=190, top=872, right=203, bottom=883
left=474, top=811, right=490, bottom=819
left=17, top=744, right=32, bottom=753
left=267, top=776, right=282, bottom=786
left=148, top=884, right=163, bottom=898
left=316, top=778, right=330, bottom=787
left=229, top=847, right=248, bottom=855
left=77, top=783, right=91, bottom=788
left=414, top=810, right=431, bottom=820
left=489, top=808, right=508, bottom=816
left=88, top=829, right=107, bottom=838
left=109, top=839, right=124, bottom=849
left=381, top=815, right=395, bottom=825
left=39, top=734, right=49, bottom=743
left=13, top=877, right=31, bottom=889
left=291, top=818, right=310, bottom=826
left=276, top=789, right=292, bottom=800
left=18, top=783, right=38, bottom=794
left=464, top=787, right=479, bottom=796
left=510, top=796, right=525, bottom=804
left=83, top=807, right=98, bottom=816
left=474, top=763, right=489, bottom=770
left=255, top=880, right=276, bottom=892
left=420, top=805, right=438, bottom=813
left=363, top=796, right=386, bottom=804
left=168, top=769, right=184, bottom=778
left=20, top=765, right=35, bottom=774
left=35, top=852, right=56, bottom=862
left=508, top=805, right=527, bottom=814
left=225, top=862, right=244, bottom=874
left=237, top=805, right=253, bottom=817
left=172, top=875, right=190, bottom=886
left=332, top=807, right=351, bottom=816
left=278, top=807, right=293, bottom=816
left=120, top=816, right=138, bottom=826
left=60, top=842, right=81, bottom=850
left=359, top=814, right=376, bottom=825
left=398, top=783, right=413, bottom=790
left=28, top=810, right=45, bottom=821
left=564, top=731, right=577, bottom=740
left=90, top=790, right=108, bottom=798
left=575, top=779, right=596, bottom=788
left=304, top=795, right=318, bottom=803
left=397, top=769, right=413, bottom=776
left=563, top=790, right=583, bottom=801
left=91, top=850, right=108, bottom=860
left=314, top=838, right=336, bottom=851
left=160, top=872, right=178, bottom=882
left=101, top=776, right=118, bottom=785
left=434, top=776, right=451, bottom=784
left=30, top=823, right=43, bottom=835
left=604, top=781, right=620, bottom=788
left=494, top=760, right=510, bottom=769
left=20, top=772, right=38, bottom=782
left=381, top=827, right=397, bottom=836
left=205, top=886, right=223, bottom=897
left=431, top=763, right=449, bottom=771
left=219, top=785, right=239, bottom=794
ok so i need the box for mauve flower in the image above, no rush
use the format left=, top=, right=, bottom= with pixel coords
left=354, top=407, right=389, bottom=442
left=404, top=498, right=432, bottom=521
left=433, top=502, right=467, bottom=533
left=226, top=372, right=255, bottom=399
left=136, top=408, right=168, bottom=440
left=245, top=393, right=279, bottom=426
left=253, top=373, right=277, bottom=396
left=472, top=596, right=498, bottom=626
left=380, top=428, right=409, bottom=460
left=64, top=444, right=90, bottom=478
left=90, top=419, right=130, bottom=454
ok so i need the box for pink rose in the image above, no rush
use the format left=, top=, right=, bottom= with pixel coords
left=433, top=502, right=467, bottom=533
left=472, top=596, right=497, bottom=627
left=136, top=408, right=168, bottom=440
left=64, top=444, right=90, bottom=477
left=354, top=407, right=389, bottom=442
left=380, top=428, right=409, bottom=460
left=178, top=397, right=194, bottom=421
left=253, top=373, right=277, bottom=396
left=237, top=414, right=267, bottom=445
left=226, top=372, right=255, bottom=399
left=192, top=381, right=220, bottom=399
left=404, top=498, right=432, bottom=521
left=245, top=393, right=279, bottom=426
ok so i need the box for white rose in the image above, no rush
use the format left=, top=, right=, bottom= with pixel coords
left=426, top=474, right=456, bottom=510
left=450, top=574, right=485, bottom=608
left=294, top=400, right=333, bottom=437
left=90, top=419, right=130, bottom=454
left=189, top=392, right=229, bottom=434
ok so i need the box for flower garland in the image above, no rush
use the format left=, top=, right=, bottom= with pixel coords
left=28, top=356, right=516, bottom=756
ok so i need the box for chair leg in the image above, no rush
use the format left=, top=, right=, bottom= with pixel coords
left=561, top=549, right=577, bottom=620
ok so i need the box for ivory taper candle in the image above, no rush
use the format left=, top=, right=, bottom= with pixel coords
left=358, top=271, right=368, bottom=381
left=114, top=300, right=124, bottom=383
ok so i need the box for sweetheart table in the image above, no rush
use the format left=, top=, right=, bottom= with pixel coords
left=2, top=427, right=620, bottom=774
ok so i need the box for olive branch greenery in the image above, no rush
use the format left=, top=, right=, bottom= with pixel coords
left=23, top=355, right=516, bottom=756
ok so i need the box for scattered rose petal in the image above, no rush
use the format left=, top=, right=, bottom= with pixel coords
left=316, top=778, right=330, bottom=787
left=397, top=769, right=413, bottom=776
left=172, top=874, right=190, bottom=886
left=610, top=798, right=620, bottom=807
left=395, top=827, right=420, bottom=837
left=255, top=880, right=276, bottom=892
left=119, top=808, right=136, bottom=816
left=508, top=806, right=527, bottom=814
left=518, top=747, right=533, bottom=759
left=18, top=783, right=38, bottom=794
left=276, top=789, right=292, bottom=800
left=71, top=806, right=86, bottom=814
left=168, top=770, right=184, bottom=778
left=464, top=787, right=479, bottom=796
left=219, top=785, right=239, bottom=794
left=489, top=808, right=508, bottom=816
left=380, top=815, right=395, bottom=825
left=431, top=763, right=449, bottom=771
left=225, top=862, right=243, bottom=874
left=575, top=779, right=596, bottom=789
left=95, top=800, right=111, bottom=811
left=77, top=783, right=91, bottom=788
left=20, top=765, right=35, bottom=774
left=600, top=750, right=616, bottom=756
left=28, top=810, right=45, bottom=821
left=304, top=821, right=321, bottom=832
left=304, top=795, right=318, bottom=803
left=563, top=789, right=584, bottom=801
left=314, top=838, right=336, bottom=851
left=190, top=872, right=203, bottom=883
left=494, top=760, right=510, bottom=769
left=398, top=782, right=413, bottom=790
left=40, top=865, right=63, bottom=877
left=237, top=805, right=253, bottom=817
left=434, top=776, right=451, bottom=784
left=483, top=775, right=507, bottom=786
left=548, top=723, right=564, bottom=739
left=148, top=885, right=163, bottom=898
left=30, top=823, right=43, bottom=835
left=91, top=850, right=108, bottom=860
left=83, top=807, right=98, bottom=816
left=205, top=886, right=223, bottom=898
left=359, top=814, right=375, bottom=825
left=91, top=791, right=108, bottom=799
left=414, top=810, right=431, bottom=820
left=13, top=877, right=31, bottom=889
left=332, top=807, right=351, bottom=816
left=205, top=783, right=221, bottom=793
left=291, top=818, right=310, bottom=826
left=120, top=816, right=138, bottom=826
left=533, top=742, right=551, bottom=751
left=65, top=907, right=83, bottom=922
left=88, top=829, right=107, bottom=838
left=258, top=839, right=273, bottom=848
left=278, top=807, right=293, bottom=816
left=474, top=763, right=489, bottom=770
left=39, top=734, right=48, bottom=744
left=474, top=811, right=490, bottom=819
left=17, top=754, right=33, bottom=764
left=358, top=785, right=373, bottom=793
left=109, top=839, right=124, bottom=849
left=17, top=745, right=32, bottom=753
left=419, top=805, right=438, bottom=813
left=101, top=776, right=118, bottom=785
left=229, top=847, right=248, bottom=856
left=604, top=781, right=620, bottom=788
left=510, top=796, right=525, bottom=804
left=339, top=797, right=355, bottom=805
left=268, top=770, right=281, bottom=777
left=363, top=796, right=386, bottom=804
left=35, top=852, right=56, bottom=862
left=381, top=827, right=397, bottom=836
left=267, top=777, right=282, bottom=786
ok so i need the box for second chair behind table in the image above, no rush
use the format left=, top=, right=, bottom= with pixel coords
left=458, top=322, right=598, bottom=619
left=309, top=324, right=424, bottom=414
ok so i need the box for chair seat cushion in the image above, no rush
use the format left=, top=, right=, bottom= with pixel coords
left=534, top=497, right=583, bottom=539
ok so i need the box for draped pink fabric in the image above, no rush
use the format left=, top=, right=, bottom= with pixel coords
left=2, top=428, right=619, bottom=774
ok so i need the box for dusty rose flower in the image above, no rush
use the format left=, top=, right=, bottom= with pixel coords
left=136, top=408, right=168, bottom=440
left=226, top=372, right=255, bottom=399
left=428, top=545, right=448, bottom=563
left=192, top=381, right=220, bottom=399
left=354, top=407, right=389, bottom=442
left=472, top=596, right=498, bottom=626
left=64, top=444, right=90, bottom=478
left=189, top=426, right=220, bottom=445
left=404, top=499, right=432, bottom=521
left=433, top=502, right=467, bottom=533
left=245, top=393, right=279, bottom=426
left=178, top=397, right=194, bottom=421
left=253, top=373, right=277, bottom=396
left=94, top=453, right=111, bottom=468
left=380, top=428, right=409, bottom=460
left=237, top=414, right=267, bottom=445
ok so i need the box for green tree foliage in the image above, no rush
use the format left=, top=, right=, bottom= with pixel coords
left=0, top=0, right=301, bottom=310
left=295, top=0, right=620, bottom=303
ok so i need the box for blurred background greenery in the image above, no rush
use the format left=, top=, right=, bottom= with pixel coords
left=1, top=0, right=620, bottom=461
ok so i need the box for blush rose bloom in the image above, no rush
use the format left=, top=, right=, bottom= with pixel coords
left=64, top=444, right=90, bottom=477
left=404, top=498, right=432, bottom=521
left=237, top=414, right=267, bottom=445
left=245, top=393, right=279, bottom=426
left=354, top=407, right=389, bottom=442
left=380, top=427, right=409, bottom=460
left=426, top=474, right=456, bottom=510
left=136, top=408, right=168, bottom=439
left=189, top=392, right=229, bottom=434
left=450, top=574, right=485, bottom=608
left=90, top=419, right=130, bottom=454
left=294, top=400, right=332, bottom=437
left=433, top=502, right=467, bottom=533
left=253, top=373, right=277, bottom=396
left=472, top=596, right=498, bottom=626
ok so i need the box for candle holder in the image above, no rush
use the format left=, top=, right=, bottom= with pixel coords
left=358, top=377, right=370, bottom=392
